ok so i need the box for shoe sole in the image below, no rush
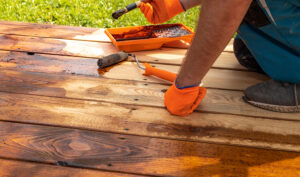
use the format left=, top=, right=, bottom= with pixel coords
left=243, top=96, right=300, bottom=113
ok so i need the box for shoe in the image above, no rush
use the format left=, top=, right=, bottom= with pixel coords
left=244, top=80, right=300, bottom=112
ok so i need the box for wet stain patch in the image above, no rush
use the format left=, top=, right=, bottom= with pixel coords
left=146, top=122, right=300, bottom=145
left=113, top=24, right=191, bottom=41
left=97, top=62, right=123, bottom=76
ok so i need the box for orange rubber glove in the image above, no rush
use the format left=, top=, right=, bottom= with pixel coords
left=140, top=0, right=186, bottom=24
left=164, top=82, right=207, bottom=116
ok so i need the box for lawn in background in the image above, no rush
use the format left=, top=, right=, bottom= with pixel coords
left=0, top=0, right=200, bottom=29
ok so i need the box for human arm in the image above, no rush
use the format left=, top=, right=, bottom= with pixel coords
left=180, top=0, right=202, bottom=10
left=176, top=0, right=252, bottom=87
left=165, top=0, right=253, bottom=116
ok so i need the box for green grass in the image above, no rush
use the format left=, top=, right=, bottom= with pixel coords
left=0, top=0, right=200, bottom=29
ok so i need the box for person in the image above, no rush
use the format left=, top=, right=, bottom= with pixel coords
left=139, top=0, right=300, bottom=116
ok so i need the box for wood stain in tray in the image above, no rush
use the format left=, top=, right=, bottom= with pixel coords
left=105, top=23, right=194, bottom=52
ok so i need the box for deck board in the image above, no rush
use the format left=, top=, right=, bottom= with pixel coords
left=0, top=159, right=142, bottom=177
left=0, top=51, right=267, bottom=90
left=134, top=48, right=243, bottom=69
left=0, top=121, right=299, bottom=177
left=0, top=49, right=244, bottom=71
left=1, top=91, right=300, bottom=152
left=0, top=34, right=118, bottom=58
left=0, top=69, right=297, bottom=121
left=0, top=20, right=111, bottom=42
left=0, top=21, right=299, bottom=176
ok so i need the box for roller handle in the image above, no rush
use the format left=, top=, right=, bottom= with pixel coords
left=112, top=0, right=146, bottom=19
left=98, top=52, right=129, bottom=68
left=143, top=63, right=177, bottom=82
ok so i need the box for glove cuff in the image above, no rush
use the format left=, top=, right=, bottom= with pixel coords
left=175, top=78, right=200, bottom=89
left=178, top=0, right=186, bottom=11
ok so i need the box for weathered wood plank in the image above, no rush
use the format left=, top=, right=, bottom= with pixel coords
left=0, top=121, right=299, bottom=177
left=0, top=20, right=111, bottom=42
left=0, top=48, right=245, bottom=73
left=0, top=159, right=141, bottom=177
left=0, top=21, right=234, bottom=52
left=0, top=69, right=298, bottom=121
left=0, top=51, right=267, bottom=91
left=0, top=34, right=118, bottom=58
left=1, top=91, right=300, bottom=152
left=134, top=48, right=243, bottom=69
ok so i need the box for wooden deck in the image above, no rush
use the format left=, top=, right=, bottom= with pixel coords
left=0, top=20, right=299, bottom=177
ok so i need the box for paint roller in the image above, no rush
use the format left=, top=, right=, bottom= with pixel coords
left=97, top=52, right=177, bottom=82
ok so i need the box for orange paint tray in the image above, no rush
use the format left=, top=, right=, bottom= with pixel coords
left=105, top=23, right=194, bottom=52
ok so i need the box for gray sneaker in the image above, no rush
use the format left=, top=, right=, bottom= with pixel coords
left=244, top=80, right=300, bottom=112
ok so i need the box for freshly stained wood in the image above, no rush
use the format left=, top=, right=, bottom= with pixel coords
left=0, top=121, right=299, bottom=177
left=0, top=20, right=111, bottom=42
left=1, top=91, right=300, bottom=151
left=0, top=51, right=267, bottom=90
left=0, top=69, right=298, bottom=121
left=0, top=159, right=141, bottom=177
left=0, top=21, right=234, bottom=52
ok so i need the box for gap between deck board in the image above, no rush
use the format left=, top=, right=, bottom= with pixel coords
left=0, top=120, right=298, bottom=177
left=1, top=91, right=300, bottom=152
left=0, top=21, right=234, bottom=53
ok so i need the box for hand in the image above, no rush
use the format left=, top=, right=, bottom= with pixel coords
left=139, top=0, right=185, bottom=24
left=164, top=82, right=207, bottom=116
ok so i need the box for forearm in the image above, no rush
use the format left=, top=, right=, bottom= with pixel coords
left=176, top=0, right=252, bottom=87
left=180, top=0, right=201, bottom=10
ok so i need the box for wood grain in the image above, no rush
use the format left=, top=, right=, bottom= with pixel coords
left=0, top=40, right=239, bottom=70
left=134, top=48, right=243, bottom=69
left=1, top=91, right=300, bottom=152
left=2, top=21, right=298, bottom=177
left=0, top=20, right=111, bottom=42
left=0, top=49, right=244, bottom=72
left=0, top=69, right=298, bottom=121
left=0, top=121, right=298, bottom=177
left=0, top=34, right=118, bottom=58
left=0, top=51, right=267, bottom=91
left=0, top=159, right=141, bottom=177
